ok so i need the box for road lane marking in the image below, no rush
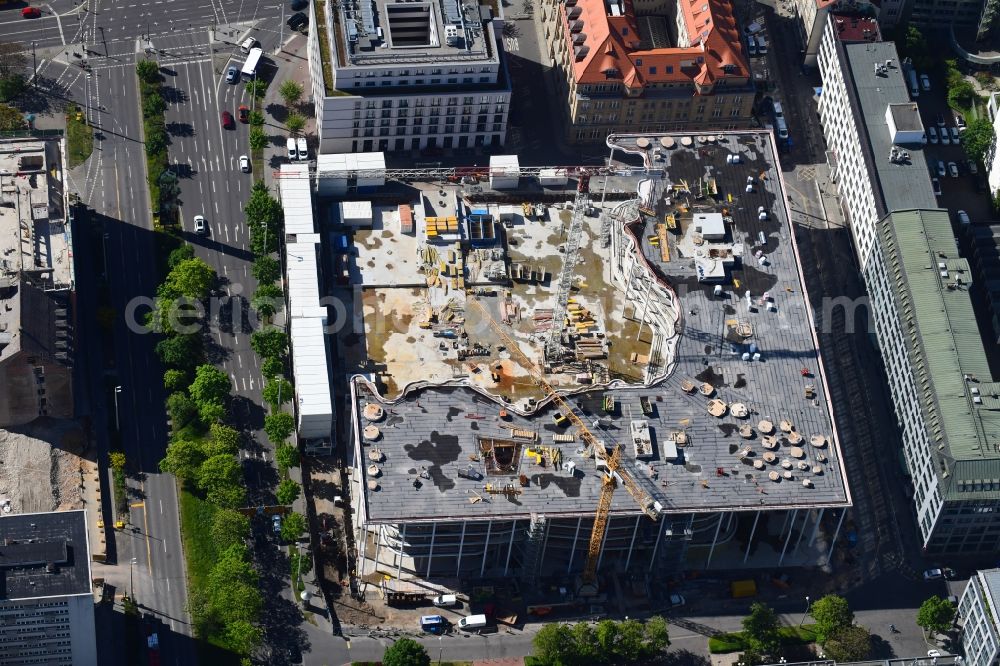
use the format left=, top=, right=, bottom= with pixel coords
left=159, top=499, right=163, bottom=514
left=238, top=354, right=243, bottom=368
left=241, top=376, right=247, bottom=391
left=232, top=373, right=238, bottom=390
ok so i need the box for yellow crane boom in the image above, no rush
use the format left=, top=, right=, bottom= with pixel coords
left=466, top=298, right=658, bottom=584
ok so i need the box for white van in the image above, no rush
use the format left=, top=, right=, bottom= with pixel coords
left=432, top=594, right=458, bottom=607
left=240, top=37, right=257, bottom=54
left=296, top=137, right=308, bottom=161
left=286, top=137, right=297, bottom=160
left=747, top=35, right=757, bottom=56
left=756, top=35, right=768, bottom=54
left=775, top=117, right=788, bottom=140
left=457, top=614, right=488, bottom=631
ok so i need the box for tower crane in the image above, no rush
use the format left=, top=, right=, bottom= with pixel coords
left=466, top=298, right=660, bottom=588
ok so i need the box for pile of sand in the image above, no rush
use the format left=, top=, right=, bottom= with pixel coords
left=0, top=418, right=86, bottom=514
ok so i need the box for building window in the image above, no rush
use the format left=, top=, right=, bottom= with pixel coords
left=649, top=66, right=656, bottom=74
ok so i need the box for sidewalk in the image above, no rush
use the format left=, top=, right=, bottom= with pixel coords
left=257, top=33, right=313, bottom=192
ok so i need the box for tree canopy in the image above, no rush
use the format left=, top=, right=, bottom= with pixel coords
left=208, top=423, right=241, bottom=457
left=263, top=377, right=293, bottom=408
left=189, top=364, right=231, bottom=422
left=276, top=478, right=301, bottom=505
left=264, top=411, right=295, bottom=443
left=963, top=116, right=993, bottom=165
left=531, top=616, right=669, bottom=665
left=275, top=444, right=300, bottom=471
left=279, top=79, right=304, bottom=107
left=160, top=257, right=216, bottom=300
left=159, top=439, right=207, bottom=481
left=281, top=511, right=307, bottom=542
left=810, top=594, right=854, bottom=643
left=210, top=508, right=251, bottom=550
left=382, top=638, right=430, bottom=666
left=198, top=455, right=246, bottom=508
left=917, top=596, right=956, bottom=634
left=742, top=602, right=780, bottom=656
left=824, top=624, right=872, bottom=662
left=251, top=329, right=288, bottom=359
left=155, top=334, right=201, bottom=369
left=252, top=255, right=280, bottom=284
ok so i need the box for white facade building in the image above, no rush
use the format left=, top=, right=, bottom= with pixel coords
left=816, top=15, right=935, bottom=270
left=0, top=510, right=97, bottom=666
left=279, top=164, right=335, bottom=454
left=985, top=92, right=1000, bottom=197
left=308, top=0, right=511, bottom=154
left=959, top=568, right=1000, bottom=666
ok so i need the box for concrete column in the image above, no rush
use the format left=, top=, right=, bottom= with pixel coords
left=481, top=520, right=492, bottom=578
left=426, top=522, right=437, bottom=579
left=705, top=513, right=724, bottom=567
left=793, top=510, right=808, bottom=554
left=568, top=516, right=583, bottom=574
left=649, top=518, right=666, bottom=572
left=624, top=515, right=641, bottom=571
left=396, top=523, right=406, bottom=580
left=539, top=521, right=552, bottom=571
left=743, top=510, right=761, bottom=564
left=808, top=508, right=825, bottom=547
left=778, top=509, right=798, bottom=565
left=374, top=524, right=384, bottom=573
left=503, top=520, right=517, bottom=576
left=456, top=521, right=467, bottom=577
left=825, top=510, right=847, bottom=566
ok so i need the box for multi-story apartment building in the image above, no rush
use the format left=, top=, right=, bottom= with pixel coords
left=793, top=8, right=878, bottom=69
left=817, top=15, right=936, bottom=269
left=307, top=0, right=511, bottom=154
left=959, top=569, right=1000, bottom=666
left=865, top=209, right=1000, bottom=555
left=540, top=0, right=755, bottom=143
left=0, top=510, right=97, bottom=666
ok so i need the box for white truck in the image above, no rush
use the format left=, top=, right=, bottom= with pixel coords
left=457, top=614, right=488, bottom=631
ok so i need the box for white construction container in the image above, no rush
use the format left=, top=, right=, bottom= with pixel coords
left=316, top=152, right=386, bottom=196
left=291, top=316, right=334, bottom=440
left=538, top=168, right=568, bottom=187
left=489, top=155, right=520, bottom=190
left=340, top=200, right=373, bottom=227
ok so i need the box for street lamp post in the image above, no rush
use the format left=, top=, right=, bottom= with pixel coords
left=113, top=385, right=122, bottom=431
left=799, top=595, right=811, bottom=627
left=129, top=557, right=137, bottom=599
left=438, top=636, right=443, bottom=665
left=31, top=42, right=36, bottom=88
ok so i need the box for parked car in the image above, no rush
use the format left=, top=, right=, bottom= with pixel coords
left=297, top=136, right=308, bottom=160
left=923, top=568, right=945, bottom=581
left=920, top=73, right=931, bottom=91
left=927, top=126, right=938, bottom=144
left=432, top=594, right=458, bottom=607
left=968, top=160, right=979, bottom=174
left=221, top=110, right=235, bottom=129
left=291, top=0, right=309, bottom=9
left=225, top=66, right=239, bottom=84
left=948, top=161, right=959, bottom=178
left=239, top=155, right=250, bottom=172
left=668, top=594, right=686, bottom=607
left=287, top=11, right=308, bottom=30
left=240, top=37, right=257, bottom=53
left=950, top=127, right=961, bottom=144
left=238, top=105, right=250, bottom=123
left=941, top=128, right=951, bottom=145
left=928, top=650, right=943, bottom=658
left=936, top=160, right=946, bottom=177
left=21, top=6, right=41, bottom=17
left=936, top=112, right=946, bottom=127
left=955, top=113, right=967, bottom=130
left=747, top=35, right=757, bottom=56
left=957, top=210, right=970, bottom=224
left=932, top=178, right=942, bottom=196
left=272, top=514, right=282, bottom=534
left=194, top=215, right=207, bottom=235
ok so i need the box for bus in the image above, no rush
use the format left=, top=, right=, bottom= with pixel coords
left=241, top=47, right=263, bottom=81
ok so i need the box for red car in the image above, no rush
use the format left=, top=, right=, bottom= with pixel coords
left=221, top=110, right=234, bottom=129
left=22, top=7, right=41, bottom=17
left=238, top=105, right=249, bottom=123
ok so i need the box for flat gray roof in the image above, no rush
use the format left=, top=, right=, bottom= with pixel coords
left=0, top=509, right=91, bottom=600
left=843, top=42, right=938, bottom=215
left=352, top=131, right=851, bottom=523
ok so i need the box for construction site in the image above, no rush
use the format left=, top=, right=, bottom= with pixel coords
left=311, top=132, right=853, bottom=618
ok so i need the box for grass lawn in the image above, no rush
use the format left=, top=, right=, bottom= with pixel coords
left=708, top=624, right=819, bottom=654
left=65, top=106, right=93, bottom=167
left=252, top=146, right=265, bottom=183
left=178, top=487, right=219, bottom=592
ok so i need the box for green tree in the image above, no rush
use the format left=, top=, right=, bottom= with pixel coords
left=264, top=411, right=295, bottom=443
left=279, top=79, right=304, bottom=107
left=210, top=508, right=251, bottom=550
left=166, top=391, right=199, bottom=430
left=144, top=117, right=168, bottom=156
left=948, top=79, right=977, bottom=110
left=164, top=368, right=188, bottom=392
left=642, top=616, right=671, bottom=657
left=810, top=594, right=854, bottom=643
left=963, top=116, right=993, bottom=165
left=917, top=595, right=956, bottom=634
left=208, top=423, right=241, bottom=456
left=286, top=112, right=305, bottom=136
left=159, top=439, right=206, bottom=481
left=533, top=623, right=576, bottom=665
left=275, top=444, right=300, bottom=471
left=824, top=624, right=872, bottom=661
left=206, top=544, right=260, bottom=621
left=742, top=602, right=780, bottom=656
left=198, top=455, right=246, bottom=508
left=263, top=377, right=293, bottom=408
left=246, top=78, right=267, bottom=98
left=109, top=451, right=127, bottom=471
left=198, top=400, right=226, bottom=425
left=0, top=74, right=26, bottom=102
left=249, top=127, right=268, bottom=151
left=161, top=257, right=216, bottom=300
left=142, top=90, right=166, bottom=118
left=280, top=511, right=307, bottom=542
left=276, top=478, right=301, bottom=505
left=382, top=638, right=430, bottom=666
left=262, top=356, right=284, bottom=378
left=0, top=103, right=24, bottom=130
left=136, top=59, right=160, bottom=83
left=225, top=619, right=262, bottom=656
left=249, top=109, right=265, bottom=127
left=167, top=243, right=194, bottom=269
left=252, top=255, right=280, bottom=283
left=155, top=334, right=201, bottom=368
left=189, top=364, right=231, bottom=420
left=251, top=287, right=280, bottom=319
left=251, top=329, right=288, bottom=359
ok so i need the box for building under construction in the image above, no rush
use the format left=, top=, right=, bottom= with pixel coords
left=330, top=136, right=851, bottom=601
